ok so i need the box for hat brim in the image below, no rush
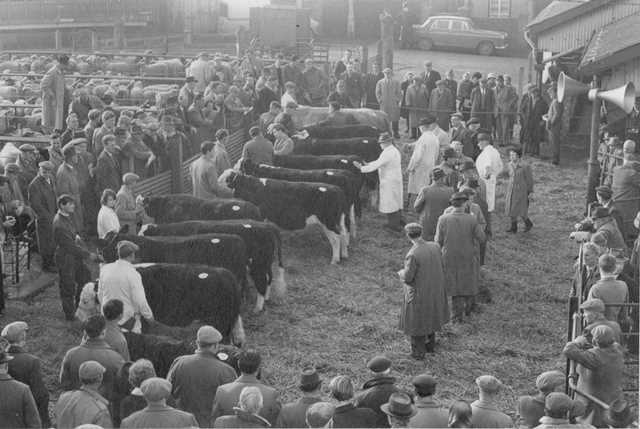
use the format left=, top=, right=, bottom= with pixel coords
left=380, top=404, right=417, bottom=418
left=299, top=381, right=321, bottom=390
left=603, top=414, right=634, bottom=427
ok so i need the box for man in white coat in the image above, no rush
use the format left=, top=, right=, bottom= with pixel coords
left=475, top=133, right=503, bottom=213
left=406, top=115, right=440, bottom=206
left=354, top=132, right=405, bottom=231
left=187, top=52, right=212, bottom=93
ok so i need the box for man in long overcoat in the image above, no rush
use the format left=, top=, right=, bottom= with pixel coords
left=404, top=76, right=429, bottom=139
left=546, top=86, right=563, bottom=165
left=470, top=78, right=495, bottom=131
left=376, top=68, right=403, bottom=138
left=505, top=147, right=533, bottom=233
left=414, top=167, right=453, bottom=241
left=95, top=135, right=122, bottom=197
left=398, top=223, right=449, bottom=359
left=428, top=80, right=454, bottom=131
left=363, top=63, right=383, bottom=110
left=41, top=55, right=69, bottom=133
left=407, top=116, right=440, bottom=205
left=28, top=161, right=58, bottom=271
left=435, top=192, right=486, bottom=322
left=495, top=75, right=518, bottom=147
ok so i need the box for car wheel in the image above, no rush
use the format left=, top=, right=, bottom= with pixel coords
left=477, top=41, right=495, bottom=56
left=418, top=38, right=433, bottom=51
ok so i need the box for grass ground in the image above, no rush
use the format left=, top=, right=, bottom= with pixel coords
left=4, top=139, right=606, bottom=423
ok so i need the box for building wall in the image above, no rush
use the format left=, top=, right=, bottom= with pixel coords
left=602, top=57, right=640, bottom=90
left=536, top=0, right=640, bottom=53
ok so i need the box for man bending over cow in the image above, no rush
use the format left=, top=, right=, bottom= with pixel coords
left=98, top=240, right=153, bottom=333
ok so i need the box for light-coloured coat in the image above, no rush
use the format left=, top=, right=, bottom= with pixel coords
left=398, top=238, right=449, bottom=336
left=115, top=186, right=139, bottom=235
left=41, top=64, right=66, bottom=131
left=505, top=161, right=533, bottom=218
left=476, top=144, right=503, bottom=212
left=191, top=155, right=231, bottom=199
left=361, top=145, right=403, bottom=213
left=375, top=78, right=402, bottom=122
left=407, top=130, right=439, bottom=194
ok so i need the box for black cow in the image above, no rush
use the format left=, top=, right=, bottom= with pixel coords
left=142, top=194, right=262, bottom=223
left=303, top=124, right=380, bottom=139
left=222, top=170, right=349, bottom=264
left=140, top=220, right=285, bottom=313
left=99, top=232, right=248, bottom=287
left=293, top=136, right=382, bottom=162
left=242, top=159, right=363, bottom=234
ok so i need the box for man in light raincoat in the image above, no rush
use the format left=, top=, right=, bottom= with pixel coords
left=475, top=133, right=503, bottom=213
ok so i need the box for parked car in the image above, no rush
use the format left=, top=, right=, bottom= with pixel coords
left=411, top=15, right=508, bottom=55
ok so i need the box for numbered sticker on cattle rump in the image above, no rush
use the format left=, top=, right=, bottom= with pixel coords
left=217, top=352, right=228, bottom=361
left=326, top=171, right=334, bottom=176
left=363, top=139, right=369, bottom=143
left=259, top=178, right=267, bottom=185
left=318, top=187, right=327, bottom=192
left=232, top=205, right=240, bottom=211
left=198, top=273, right=208, bottom=279
left=243, top=224, right=252, bottom=228
left=341, top=159, right=348, bottom=164
left=211, top=238, right=221, bottom=244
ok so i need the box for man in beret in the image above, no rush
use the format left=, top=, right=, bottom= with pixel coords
left=475, top=133, right=503, bottom=213
left=470, top=78, right=496, bottom=131
left=121, top=378, right=198, bottom=428
left=56, top=360, right=113, bottom=428
left=563, top=325, right=624, bottom=426
left=414, top=167, right=453, bottom=241
left=516, top=370, right=565, bottom=428
left=398, top=223, right=449, bottom=358
left=580, top=298, right=622, bottom=343
left=428, top=79, right=454, bottom=131
left=56, top=142, right=84, bottom=233
left=276, top=368, right=323, bottom=428
left=435, top=192, right=486, bottom=322
left=2, top=321, right=50, bottom=426
left=406, top=115, right=440, bottom=206
left=28, top=161, right=58, bottom=271
left=408, top=374, right=448, bottom=428
left=353, top=355, right=400, bottom=427
left=611, top=139, right=640, bottom=239
left=470, top=375, right=513, bottom=428
left=0, top=345, right=41, bottom=428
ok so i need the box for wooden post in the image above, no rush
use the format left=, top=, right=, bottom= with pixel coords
left=379, top=10, right=394, bottom=70
left=91, top=30, right=99, bottom=50
left=360, top=44, right=368, bottom=74
left=518, top=66, right=524, bottom=96
left=54, top=30, right=63, bottom=50
left=586, top=76, right=601, bottom=207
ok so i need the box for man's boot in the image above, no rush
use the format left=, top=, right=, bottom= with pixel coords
left=506, top=221, right=518, bottom=233
left=425, top=333, right=436, bottom=353
left=524, top=218, right=533, bottom=232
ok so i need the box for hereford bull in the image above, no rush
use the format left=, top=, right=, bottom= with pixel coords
left=241, top=159, right=363, bottom=231
left=140, top=219, right=285, bottom=313
left=291, top=106, right=389, bottom=131
left=302, top=124, right=380, bottom=139
left=142, top=194, right=262, bottom=223
left=293, top=136, right=382, bottom=162
left=99, top=232, right=248, bottom=288
left=221, top=170, right=349, bottom=264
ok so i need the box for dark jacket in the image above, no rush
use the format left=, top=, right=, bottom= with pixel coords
left=332, top=402, right=378, bottom=428
left=52, top=211, right=89, bottom=259
left=408, top=397, right=449, bottom=428
left=214, top=409, right=271, bottom=428
left=211, top=374, right=281, bottom=427
left=0, top=373, right=41, bottom=428
left=242, top=136, right=274, bottom=166
left=275, top=396, right=322, bottom=428
left=121, top=403, right=198, bottom=429
left=353, top=375, right=399, bottom=428
left=95, top=150, right=121, bottom=196
left=27, top=175, right=57, bottom=222
left=7, top=345, right=50, bottom=427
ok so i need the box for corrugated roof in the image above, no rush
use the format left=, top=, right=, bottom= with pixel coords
left=527, top=0, right=584, bottom=27
left=579, top=12, right=640, bottom=70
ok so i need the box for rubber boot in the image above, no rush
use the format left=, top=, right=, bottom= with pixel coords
left=506, top=221, right=518, bottom=233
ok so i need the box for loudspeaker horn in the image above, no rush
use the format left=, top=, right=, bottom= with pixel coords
left=557, top=72, right=589, bottom=102
left=592, top=82, right=636, bottom=114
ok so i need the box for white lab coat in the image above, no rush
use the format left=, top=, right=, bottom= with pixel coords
left=361, top=145, right=403, bottom=213
left=475, top=144, right=504, bottom=212
left=407, top=130, right=439, bottom=194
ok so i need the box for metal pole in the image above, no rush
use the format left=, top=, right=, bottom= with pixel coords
left=586, top=75, right=601, bottom=208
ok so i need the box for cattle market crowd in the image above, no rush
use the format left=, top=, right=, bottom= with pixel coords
left=0, top=46, right=636, bottom=429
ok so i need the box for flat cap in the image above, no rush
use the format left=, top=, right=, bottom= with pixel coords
left=420, top=114, right=437, bottom=126
left=4, top=163, right=19, bottom=174
left=450, top=192, right=469, bottom=202
left=477, top=133, right=491, bottom=142
left=535, top=370, right=565, bottom=391
left=545, top=392, right=573, bottom=414
left=116, top=240, right=140, bottom=258
left=595, top=186, right=612, bottom=199
left=367, top=355, right=391, bottom=372
left=79, top=360, right=106, bottom=380
left=580, top=298, right=605, bottom=313
left=140, top=377, right=172, bottom=401
left=62, top=142, right=77, bottom=157
left=411, top=374, right=437, bottom=389
left=38, top=161, right=55, bottom=171
left=432, top=167, right=446, bottom=181
left=19, top=143, right=36, bottom=152
left=404, top=222, right=422, bottom=235
left=197, top=325, right=222, bottom=344
left=122, top=172, right=140, bottom=185
left=475, top=375, right=502, bottom=393
left=299, top=368, right=321, bottom=390
left=1, top=321, right=28, bottom=342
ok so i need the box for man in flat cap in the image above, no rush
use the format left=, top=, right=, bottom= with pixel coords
left=611, top=139, right=640, bottom=239
left=167, top=325, right=237, bottom=426
left=516, top=370, right=565, bottom=428
left=56, top=360, right=113, bottom=428
left=505, top=146, right=534, bottom=233
left=535, top=392, right=593, bottom=429
left=436, top=147, right=460, bottom=190
left=580, top=298, right=622, bottom=343
left=277, top=368, right=323, bottom=428
left=353, top=355, right=399, bottom=427
left=56, top=142, right=84, bottom=233
left=475, top=132, right=503, bottom=213
left=329, top=375, right=377, bottom=428
left=16, top=144, right=38, bottom=197
left=406, top=115, right=440, bottom=206
left=593, top=185, right=623, bottom=232
left=464, top=116, right=483, bottom=160
left=408, top=374, right=447, bottom=428
left=428, top=79, right=454, bottom=131
left=28, top=160, right=58, bottom=271
left=115, top=173, right=145, bottom=235
left=563, top=325, right=624, bottom=427
left=435, top=192, right=486, bottom=322
left=414, top=167, right=453, bottom=241
left=95, top=134, right=122, bottom=197
left=470, top=78, right=496, bottom=132
left=98, top=240, right=153, bottom=331
left=2, top=321, right=50, bottom=426
left=53, top=194, right=98, bottom=320
left=0, top=345, right=41, bottom=429
left=121, top=378, right=198, bottom=428
left=470, top=375, right=513, bottom=428
left=242, top=125, right=274, bottom=167
left=591, top=207, right=627, bottom=252
left=376, top=68, right=403, bottom=138
left=398, top=222, right=449, bottom=358
left=381, top=392, right=417, bottom=428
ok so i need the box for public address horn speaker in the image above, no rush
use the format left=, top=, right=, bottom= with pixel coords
left=558, top=72, right=636, bottom=114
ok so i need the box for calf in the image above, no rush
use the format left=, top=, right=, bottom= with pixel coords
left=99, top=232, right=248, bottom=288
left=140, top=220, right=285, bottom=313
left=293, top=136, right=382, bottom=163
left=303, top=124, right=380, bottom=140
left=222, top=170, right=349, bottom=264
left=142, top=194, right=262, bottom=223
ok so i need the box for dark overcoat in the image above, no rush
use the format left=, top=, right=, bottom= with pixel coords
left=505, top=161, right=533, bottom=218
